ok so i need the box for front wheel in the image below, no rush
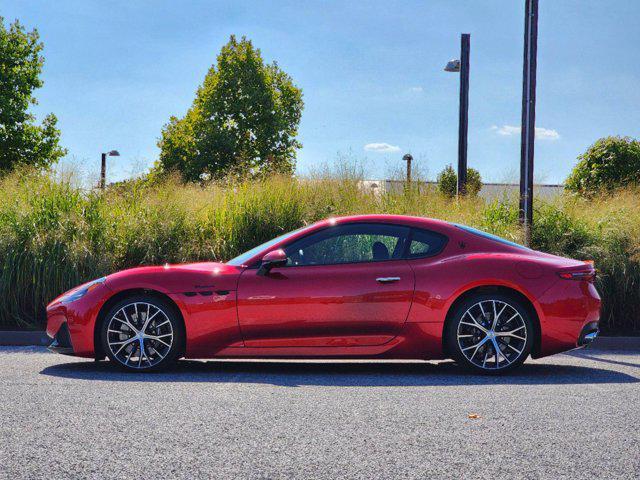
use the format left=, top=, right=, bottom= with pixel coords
left=446, top=293, right=534, bottom=374
left=100, top=295, right=183, bottom=372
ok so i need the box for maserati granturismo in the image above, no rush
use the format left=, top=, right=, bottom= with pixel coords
left=46, top=215, right=601, bottom=373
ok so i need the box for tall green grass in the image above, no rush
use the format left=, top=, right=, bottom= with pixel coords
left=0, top=167, right=638, bottom=334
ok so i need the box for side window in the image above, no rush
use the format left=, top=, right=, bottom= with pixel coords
left=284, top=224, right=409, bottom=266
left=407, top=228, right=448, bottom=258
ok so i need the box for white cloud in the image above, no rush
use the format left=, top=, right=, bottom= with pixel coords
left=491, top=124, right=520, bottom=136
left=364, top=143, right=401, bottom=153
left=491, top=124, right=560, bottom=140
left=534, top=127, right=561, bottom=140
left=408, top=86, right=423, bottom=93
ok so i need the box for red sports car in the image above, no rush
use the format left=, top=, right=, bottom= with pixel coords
left=46, top=215, right=601, bottom=374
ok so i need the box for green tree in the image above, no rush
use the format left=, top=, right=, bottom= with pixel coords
left=0, top=18, right=66, bottom=173
left=158, top=35, right=304, bottom=181
left=566, top=136, right=640, bottom=195
left=436, top=164, right=482, bottom=197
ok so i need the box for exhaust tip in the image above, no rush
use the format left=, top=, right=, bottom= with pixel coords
left=583, top=330, right=599, bottom=344
left=578, top=322, right=600, bottom=346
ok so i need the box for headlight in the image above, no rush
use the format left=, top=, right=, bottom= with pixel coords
left=59, top=277, right=106, bottom=304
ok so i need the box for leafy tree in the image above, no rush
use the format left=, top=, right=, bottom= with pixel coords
left=436, top=164, right=482, bottom=197
left=565, top=136, right=640, bottom=195
left=0, top=18, right=65, bottom=173
left=158, top=35, right=304, bottom=181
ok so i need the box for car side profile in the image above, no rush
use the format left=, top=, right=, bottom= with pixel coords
left=46, top=214, right=601, bottom=374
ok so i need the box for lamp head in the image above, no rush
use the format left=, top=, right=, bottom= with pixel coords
left=444, top=59, right=461, bottom=72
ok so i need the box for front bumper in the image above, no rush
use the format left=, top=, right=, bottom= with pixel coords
left=47, top=321, right=74, bottom=356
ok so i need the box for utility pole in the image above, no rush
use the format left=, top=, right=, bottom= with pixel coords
left=457, top=33, right=470, bottom=196
left=519, top=0, right=538, bottom=246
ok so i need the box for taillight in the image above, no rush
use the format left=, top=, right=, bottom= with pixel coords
left=557, top=264, right=596, bottom=282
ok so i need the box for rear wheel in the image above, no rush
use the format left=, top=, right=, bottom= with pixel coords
left=446, top=293, right=533, bottom=374
left=100, top=295, right=183, bottom=372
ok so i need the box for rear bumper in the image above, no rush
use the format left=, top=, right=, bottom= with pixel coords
left=534, top=281, right=601, bottom=358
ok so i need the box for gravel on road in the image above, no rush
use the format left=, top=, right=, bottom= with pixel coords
left=0, top=346, right=638, bottom=479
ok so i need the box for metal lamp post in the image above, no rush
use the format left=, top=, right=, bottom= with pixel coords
left=519, top=0, right=539, bottom=246
left=444, top=33, right=470, bottom=196
left=402, top=153, right=413, bottom=186
left=100, top=150, right=120, bottom=189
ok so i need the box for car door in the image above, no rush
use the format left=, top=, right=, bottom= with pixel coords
left=236, top=223, right=415, bottom=347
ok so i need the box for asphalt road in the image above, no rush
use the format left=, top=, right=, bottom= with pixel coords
left=0, top=346, right=638, bottom=480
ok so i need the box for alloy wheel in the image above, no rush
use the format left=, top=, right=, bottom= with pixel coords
left=106, top=302, right=174, bottom=370
left=456, top=299, right=528, bottom=370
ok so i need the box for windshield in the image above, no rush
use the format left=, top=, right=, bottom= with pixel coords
left=226, top=225, right=310, bottom=266
left=453, top=224, right=530, bottom=250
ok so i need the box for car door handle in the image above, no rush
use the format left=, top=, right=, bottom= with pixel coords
left=376, top=277, right=401, bottom=284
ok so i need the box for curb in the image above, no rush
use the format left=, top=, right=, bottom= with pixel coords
left=589, top=336, right=640, bottom=351
left=0, top=331, right=50, bottom=346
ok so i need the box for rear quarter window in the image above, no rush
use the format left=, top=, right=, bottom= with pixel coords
left=406, top=228, right=448, bottom=258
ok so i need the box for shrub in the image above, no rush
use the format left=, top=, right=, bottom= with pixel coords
left=437, top=164, right=482, bottom=197
left=565, top=136, right=640, bottom=195
left=0, top=167, right=639, bottom=334
left=531, top=202, right=594, bottom=258
left=466, top=168, right=483, bottom=197
left=481, top=197, right=521, bottom=242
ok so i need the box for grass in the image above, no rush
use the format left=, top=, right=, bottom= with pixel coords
left=0, top=167, right=638, bottom=334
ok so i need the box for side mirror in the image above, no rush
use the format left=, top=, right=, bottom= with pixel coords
left=257, top=249, right=288, bottom=276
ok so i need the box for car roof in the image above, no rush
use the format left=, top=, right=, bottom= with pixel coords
left=317, top=214, right=455, bottom=232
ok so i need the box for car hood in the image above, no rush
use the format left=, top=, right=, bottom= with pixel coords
left=105, top=261, right=244, bottom=294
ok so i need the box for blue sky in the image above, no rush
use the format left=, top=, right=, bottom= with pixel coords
left=4, top=0, right=639, bottom=184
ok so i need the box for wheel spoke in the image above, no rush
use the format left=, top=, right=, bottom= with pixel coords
left=491, top=301, right=498, bottom=330
left=463, top=311, right=488, bottom=333
left=503, top=312, right=520, bottom=326
left=114, top=310, right=139, bottom=334
left=495, top=303, right=507, bottom=328
left=493, top=338, right=511, bottom=365
left=141, top=304, right=162, bottom=334
left=146, top=336, right=171, bottom=348
left=504, top=342, right=522, bottom=354
left=113, top=337, right=137, bottom=356
left=461, top=320, right=487, bottom=334
left=463, top=336, right=490, bottom=361
left=125, top=345, right=135, bottom=365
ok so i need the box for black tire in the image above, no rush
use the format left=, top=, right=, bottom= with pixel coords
left=99, top=294, right=184, bottom=372
left=445, top=293, right=534, bottom=374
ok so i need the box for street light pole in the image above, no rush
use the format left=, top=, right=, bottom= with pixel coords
left=100, top=153, right=107, bottom=190
left=444, top=34, right=470, bottom=197
left=457, top=33, right=470, bottom=196
left=100, top=150, right=120, bottom=190
left=403, top=153, right=413, bottom=186
left=519, top=0, right=539, bottom=246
